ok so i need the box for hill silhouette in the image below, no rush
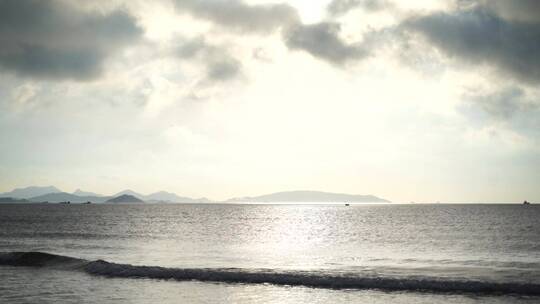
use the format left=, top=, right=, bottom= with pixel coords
left=1, top=186, right=61, bottom=199
left=106, top=194, right=144, bottom=203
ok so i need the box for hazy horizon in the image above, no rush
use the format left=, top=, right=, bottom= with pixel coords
left=1, top=0, right=539, bottom=203
left=0, top=184, right=533, bottom=204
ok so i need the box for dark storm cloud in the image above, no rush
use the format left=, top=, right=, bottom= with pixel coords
left=405, top=7, right=540, bottom=83
left=173, top=0, right=299, bottom=33
left=177, top=37, right=241, bottom=82
left=0, top=0, right=142, bottom=81
left=284, top=22, right=368, bottom=65
left=327, top=0, right=389, bottom=16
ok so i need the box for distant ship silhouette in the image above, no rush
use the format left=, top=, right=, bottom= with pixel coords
left=523, top=200, right=531, bottom=205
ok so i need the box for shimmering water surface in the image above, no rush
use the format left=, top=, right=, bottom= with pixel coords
left=1, top=203, right=539, bottom=303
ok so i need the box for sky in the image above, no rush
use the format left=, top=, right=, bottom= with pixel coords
left=0, top=0, right=539, bottom=202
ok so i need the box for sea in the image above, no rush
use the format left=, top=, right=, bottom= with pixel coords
left=0, top=203, right=539, bottom=303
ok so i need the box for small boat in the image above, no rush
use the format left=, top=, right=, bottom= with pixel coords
left=345, top=203, right=350, bottom=206
left=523, top=200, right=531, bottom=205
left=83, top=201, right=91, bottom=204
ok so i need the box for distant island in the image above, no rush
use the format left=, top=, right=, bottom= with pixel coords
left=106, top=195, right=144, bottom=203
left=226, top=190, right=390, bottom=203
left=0, top=186, right=390, bottom=204
left=0, top=197, right=30, bottom=203
left=30, top=192, right=108, bottom=204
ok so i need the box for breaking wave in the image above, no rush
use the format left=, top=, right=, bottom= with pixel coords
left=1, top=251, right=539, bottom=296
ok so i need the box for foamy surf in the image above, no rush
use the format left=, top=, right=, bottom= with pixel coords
left=1, top=252, right=539, bottom=296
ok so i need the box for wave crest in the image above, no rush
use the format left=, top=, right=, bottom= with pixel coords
left=1, top=251, right=539, bottom=296
left=0, top=251, right=87, bottom=269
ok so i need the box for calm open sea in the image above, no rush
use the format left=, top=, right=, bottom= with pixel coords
left=0, top=203, right=539, bottom=303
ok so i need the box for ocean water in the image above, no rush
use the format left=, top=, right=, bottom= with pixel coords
left=0, top=203, right=539, bottom=303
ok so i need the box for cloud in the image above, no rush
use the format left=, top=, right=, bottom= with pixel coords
left=463, top=87, right=535, bottom=120
left=460, top=86, right=540, bottom=141
left=11, top=83, right=40, bottom=108
left=283, top=22, right=368, bottom=65
left=172, top=0, right=299, bottom=34
left=172, top=0, right=373, bottom=66
left=206, top=60, right=240, bottom=82
left=0, top=0, right=142, bottom=81
left=177, top=37, right=241, bottom=82
left=404, top=7, right=540, bottom=84
left=327, top=0, right=389, bottom=17
left=482, top=0, right=540, bottom=23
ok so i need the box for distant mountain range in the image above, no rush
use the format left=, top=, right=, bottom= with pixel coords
left=0, top=186, right=211, bottom=203
left=0, top=186, right=61, bottom=199
left=0, top=186, right=389, bottom=204
left=73, top=189, right=102, bottom=197
left=112, top=189, right=211, bottom=203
